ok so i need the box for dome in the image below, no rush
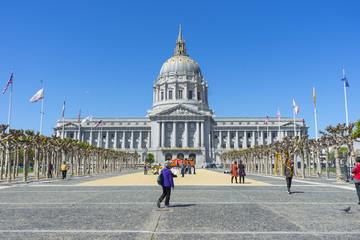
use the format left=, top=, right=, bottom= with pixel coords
left=159, top=55, right=201, bottom=75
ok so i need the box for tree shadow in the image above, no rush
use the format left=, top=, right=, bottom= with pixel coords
left=170, top=204, right=196, bottom=208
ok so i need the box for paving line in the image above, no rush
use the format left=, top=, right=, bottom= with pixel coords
left=0, top=230, right=359, bottom=235
left=0, top=201, right=356, bottom=205
left=252, top=174, right=356, bottom=191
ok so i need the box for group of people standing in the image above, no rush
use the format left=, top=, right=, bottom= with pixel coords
left=231, top=161, right=246, bottom=183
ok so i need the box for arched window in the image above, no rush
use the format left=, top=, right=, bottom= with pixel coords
left=165, top=153, right=172, bottom=160
left=177, top=153, right=184, bottom=160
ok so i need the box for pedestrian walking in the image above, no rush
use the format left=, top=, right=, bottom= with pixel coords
left=231, top=161, right=238, bottom=183
left=283, top=158, right=294, bottom=194
left=188, top=162, right=192, bottom=174
left=351, top=157, right=360, bottom=204
left=48, top=163, right=53, bottom=178
left=238, top=160, right=245, bottom=183
left=157, top=161, right=174, bottom=208
left=144, top=162, right=148, bottom=175
left=61, top=161, right=68, bottom=179
left=181, top=161, right=185, bottom=177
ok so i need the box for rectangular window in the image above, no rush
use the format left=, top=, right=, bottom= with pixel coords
left=247, top=133, right=251, bottom=138
left=179, top=90, right=183, bottom=99
left=264, top=133, right=267, bottom=139
left=70, top=133, right=74, bottom=138
left=197, top=91, right=201, bottom=100
left=169, top=90, right=173, bottom=99
left=231, top=132, right=235, bottom=138
left=188, top=90, right=193, bottom=99
left=161, top=91, right=164, bottom=100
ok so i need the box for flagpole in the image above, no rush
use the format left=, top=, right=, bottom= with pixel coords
left=40, top=81, right=45, bottom=135
left=278, top=107, right=281, bottom=141
left=313, top=86, right=318, bottom=140
left=62, top=96, right=65, bottom=139
left=7, top=67, right=14, bottom=132
left=293, top=98, right=296, bottom=137
left=343, top=67, right=349, bottom=127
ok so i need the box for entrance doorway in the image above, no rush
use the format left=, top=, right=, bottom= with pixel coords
left=177, top=153, right=184, bottom=160
left=189, top=153, right=196, bottom=163
left=165, top=153, right=172, bottom=160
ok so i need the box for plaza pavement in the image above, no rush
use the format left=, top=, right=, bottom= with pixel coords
left=0, top=169, right=359, bottom=240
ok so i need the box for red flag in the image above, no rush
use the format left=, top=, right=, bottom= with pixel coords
left=2, top=73, right=13, bottom=94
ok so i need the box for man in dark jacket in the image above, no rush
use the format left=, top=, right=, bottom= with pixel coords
left=157, top=161, right=174, bottom=208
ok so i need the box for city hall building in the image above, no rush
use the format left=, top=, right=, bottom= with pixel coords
left=54, top=27, right=308, bottom=167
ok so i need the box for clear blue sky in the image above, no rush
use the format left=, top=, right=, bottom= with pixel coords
left=0, top=0, right=359, bottom=137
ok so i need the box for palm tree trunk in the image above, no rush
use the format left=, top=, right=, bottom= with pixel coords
left=300, top=151, right=305, bottom=179
left=334, top=148, right=342, bottom=182
left=23, top=148, right=29, bottom=182
left=6, top=147, right=12, bottom=183
left=325, top=148, right=329, bottom=180
left=316, top=150, right=321, bottom=177
left=0, top=147, right=4, bottom=180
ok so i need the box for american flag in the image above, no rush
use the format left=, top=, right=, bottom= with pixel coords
left=77, top=108, right=81, bottom=123
left=94, top=120, right=102, bottom=128
left=265, top=116, right=269, bottom=125
left=62, top=98, right=66, bottom=118
left=2, top=73, right=13, bottom=94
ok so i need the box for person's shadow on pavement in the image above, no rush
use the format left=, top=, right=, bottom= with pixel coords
left=170, top=204, right=196, bottom=208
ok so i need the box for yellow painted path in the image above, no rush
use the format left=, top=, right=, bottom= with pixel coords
left=78, top=169, right=270, bottom=186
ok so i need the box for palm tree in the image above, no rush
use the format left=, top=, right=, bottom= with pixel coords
left=320, top=124, right=345, bottom=182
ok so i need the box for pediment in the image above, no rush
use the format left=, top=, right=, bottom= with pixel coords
left=157, top=105, right=202, bottom=117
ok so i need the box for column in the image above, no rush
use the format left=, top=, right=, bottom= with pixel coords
left=267, top=131, right=271, bottom=144
left=251, top=131, right=255, bottom=147
left=106, top=131, right=109, bottom=149
left=90, top=129, right=93, bottom=145
left=97, top=131, right=101, bottom=147
left=184, top=122, right=188, bottom=148
left=148, top=131, right=151, bottom=148
left=130, top=131, right=134, bottom=149
left=114, top=131, right=118, bottom=149
left=235, top=131, right=239, bottom=149
left=201, top=122, right=205, bottom=147
left=158, top=122, right=161, bottom=147
left=122, top=131, right=126, bottom=149
left=261, top=131, right=264, bottom=145
left=139, top=131, right=143, bottom=149
left=219, top=131, right=223, bottom=148
left=226, top=131, right=230, bottom=149
left=161, top=122, right=165, bottom=147
left=198, top=122, right=201, bottom=147
left=243, top=131, right=247, bottom=149
left=195, top=122, right=199, bottom=147
left=172, top=122, right=176, bottom=148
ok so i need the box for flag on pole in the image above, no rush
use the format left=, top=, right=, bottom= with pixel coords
left=293, top=98, right=299, bottom=114
left=265, top=116, right=269, bottom=125
left=277, top=108, right=281, bottom=120
left=2, top=73, right=13, bottom=94
left=342, top=66, right=349, bottom=87
left=77, top=108, right=81, bottom=122
left=82, top=115, right=92, bottom=123
left=62, top=99, right=66, bottom=118
left=313, top=85, right=316, bottom=107
left=29, top=88, right=44, bottom=103
left=94, top=120, right=102, bottom=128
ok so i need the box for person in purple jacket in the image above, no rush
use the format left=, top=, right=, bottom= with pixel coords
left=157, top=161, right=174, bottom=208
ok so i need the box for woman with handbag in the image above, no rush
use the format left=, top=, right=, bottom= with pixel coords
left=238, top=160, right=245, bottom=183
left=351, top=157, right=360, bottom=205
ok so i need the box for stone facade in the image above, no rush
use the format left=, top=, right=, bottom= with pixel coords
left=54, top=26, right=308, bottom=167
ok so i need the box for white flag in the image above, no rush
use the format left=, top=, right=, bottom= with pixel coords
left=81, top=115, right=93, bottom=123
left=293, top=98, right=299, bottom=115
left=29, top=88, right=44, bottom=103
